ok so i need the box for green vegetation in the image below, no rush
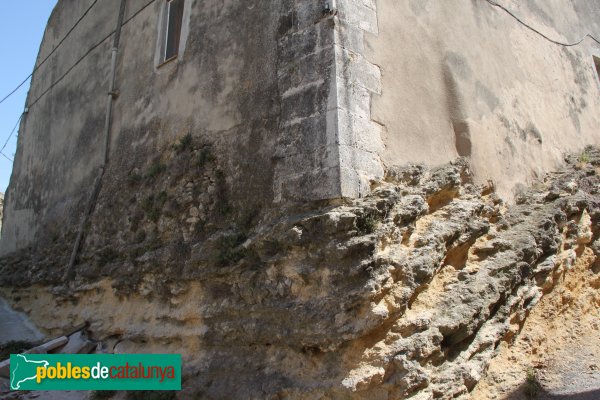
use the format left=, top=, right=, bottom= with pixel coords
left=214, top=170, right=231, bottom=215
left=127, top=246, right=146, bottom=261
left=193, top=219, right=206, bottom=236
left=197, top=146, right=216, bottom=169
left=142, top=191, right=168, bottom=222
left=213, top=232, right=248, bottom=266
left=524, top=367, right=540, bottom=399
left=239, top=207, right=260, bottom=231
left=146, top=161, right=166, bottom=180
left=127, top=171, right=142, bottom=186
left=579, top=150, right=590, bottom=164
left=128, top=236, right=163, bottom=260
left=173, top=133, right=193, bottom=153
left=129, top=212, right=143, bottom=233
left=134, top=230, right=147, bottom=243
left=355, top=212, right=379, bottom=235
left=262, top=239, right=284, bottom=256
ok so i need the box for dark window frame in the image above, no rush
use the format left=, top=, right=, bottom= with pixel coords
left=162, top=0, right=184, bottom=63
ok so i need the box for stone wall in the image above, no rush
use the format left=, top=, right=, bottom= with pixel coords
left=334, top=0, right=385, bottom=197
left=0, top=192, right=4, bottom=237
left=366, top=0, right=600, bottom=199
left=273, top=1, right=340, bottom=201
left=3, top=0, right=600, bottom=256
left=1, top=0, right=330, bottom=255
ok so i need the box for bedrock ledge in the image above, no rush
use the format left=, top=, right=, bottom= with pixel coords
left=1, top=146, right=600, bottom=399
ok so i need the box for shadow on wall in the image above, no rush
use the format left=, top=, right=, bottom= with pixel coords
left=505, top=382, right=600, bottom=400
left=442, top=62, right=472, bottom=158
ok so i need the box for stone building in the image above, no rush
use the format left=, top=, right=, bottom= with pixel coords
left=0, top=1, right=599, bottom=398
left=0, top=192, right=3, bottom=236
left=1, top=0, right=599, bottom=255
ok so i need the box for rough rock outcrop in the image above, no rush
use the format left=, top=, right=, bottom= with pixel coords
left=472, top=242, right=600, bottom=398
left=0, top=146, right=599, bottom=399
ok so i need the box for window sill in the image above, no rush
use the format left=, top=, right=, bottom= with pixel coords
left=157, top=55, right=178, bottom=69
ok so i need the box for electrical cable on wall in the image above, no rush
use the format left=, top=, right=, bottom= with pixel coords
left=0, top=0, right=100, bottom=106
left=3, top=0, right=599, bottom=107
left=0, top=0, right=158, bottom=158
left=28, top=0, right=157, bottom=109
left=6, top=0, right=597, bottom=165
left=0, top=113, right=23, bottom=162
left=485, top=0, right=600, bottom=47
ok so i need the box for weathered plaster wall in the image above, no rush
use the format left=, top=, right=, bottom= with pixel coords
left=1, top=0, right=112, bottom=255
left=1, top=0, right=343, bottom=255
left=0, top=193, right=4, bottom=237
left=104, top=0, right=285, bottom=207
left=366, top=0, right=600, bottom=199
left=3, top=0, right=600, bottom=257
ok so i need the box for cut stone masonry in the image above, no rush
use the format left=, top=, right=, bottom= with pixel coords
left=335, top=0, right=385, bottom=197
left=274, top=0, right=384, bottom=202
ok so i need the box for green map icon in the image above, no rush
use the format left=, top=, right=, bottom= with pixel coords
left=9, top=353, right=181, bottom=390
left=10, top=354, right=49, bottom=390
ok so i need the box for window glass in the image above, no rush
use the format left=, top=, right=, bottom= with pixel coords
left=165, top=0, right=184, bottom=61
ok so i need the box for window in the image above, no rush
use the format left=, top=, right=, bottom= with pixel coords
left=162, top=0, right=185, bottom=63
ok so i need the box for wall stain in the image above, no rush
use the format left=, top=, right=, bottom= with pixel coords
left=442, top=63, right=472, bottom=157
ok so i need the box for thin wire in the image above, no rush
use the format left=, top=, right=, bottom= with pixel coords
left=28, top=0, right=158, bottom=109
left=0, top=78, right=31, bottom=107
left=485, top=0, right=600, bottom=47
left=0, top=113, right=23, bottom=156
left=28, top=32, right=114, bottom=109
left=0, top=151, right=13, bottom=162
left=0, top=0, right=158, bottom=164
left=0, top=0, right=100, bottom=106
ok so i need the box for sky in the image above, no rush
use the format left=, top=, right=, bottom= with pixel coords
left=0, top=1, right=57, bottom=194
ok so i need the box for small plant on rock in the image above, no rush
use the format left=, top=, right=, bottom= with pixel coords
left=97, top=247, right=119, bottom=266
left=524, top=367, right=540, bottom=399
left=142, top=191, right=168, bottom=222
left=146, top=161, right=166, bottom=180
left=173, top=133, right=193, bottom=153
left=127, top=171, right=142, bottom=186
left=355, top=212, right=379, bottom=235
left=262, top=239, right=284, bottom=257
left=239, top=206, right=260, bottom=231
left=213, top=232, right=248, bottom=267
left=0, top=340, right=33, bottom=360
left=579, top=150, right=590, bottom=164
left=197, top=146, right=216, bottom=169
left=214, top=170, right=231, bottom=215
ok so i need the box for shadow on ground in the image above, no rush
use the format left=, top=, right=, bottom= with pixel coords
left=505, top=382, right=600, bottom=400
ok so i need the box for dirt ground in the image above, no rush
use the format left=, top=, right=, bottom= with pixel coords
left=472, top=248, right=600, bottom=400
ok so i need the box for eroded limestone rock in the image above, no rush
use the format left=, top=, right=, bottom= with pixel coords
left=1, top=147, right=599, bottom=399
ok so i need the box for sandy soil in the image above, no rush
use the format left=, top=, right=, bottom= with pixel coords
left=472, top=248, right=600, bottom=400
